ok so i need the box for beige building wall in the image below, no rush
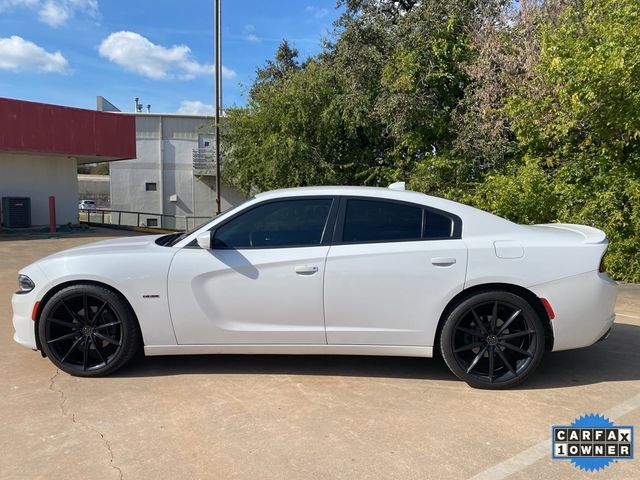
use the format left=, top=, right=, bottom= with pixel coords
left=0, top=153, right=78, bottom=226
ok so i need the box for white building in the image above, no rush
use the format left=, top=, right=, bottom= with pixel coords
left=99, top=97, right=245, bottom=230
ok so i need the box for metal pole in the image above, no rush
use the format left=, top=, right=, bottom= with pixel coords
left=214, top=0, right=222, bottom=214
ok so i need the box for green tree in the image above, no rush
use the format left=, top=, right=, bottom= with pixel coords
left=504, top=0, right=640, bottom=280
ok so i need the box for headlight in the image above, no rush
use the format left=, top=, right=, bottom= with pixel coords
left=17, top=274, right=35, bottom=293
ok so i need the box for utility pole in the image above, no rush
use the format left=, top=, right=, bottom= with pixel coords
left=214, top=0, right=222, bottom=214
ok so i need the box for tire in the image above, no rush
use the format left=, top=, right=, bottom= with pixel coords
left=38, top=284, right=140, bottom=377
left=440, top=291, right=545, bottom=389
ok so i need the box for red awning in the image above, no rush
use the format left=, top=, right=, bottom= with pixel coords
left=0, top=97, right=136, bottom=163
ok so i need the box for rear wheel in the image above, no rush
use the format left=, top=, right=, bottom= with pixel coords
left=440, top=291, right=545, bottom=389
left=39, top=284, right=140, bottom=377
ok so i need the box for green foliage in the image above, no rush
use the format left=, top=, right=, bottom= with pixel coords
left=504, top=0, right=640, bottom=281
left=223, top=0, right=640, bottom=282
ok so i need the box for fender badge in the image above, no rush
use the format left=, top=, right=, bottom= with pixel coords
left=142, top=295, right=160, bottom=299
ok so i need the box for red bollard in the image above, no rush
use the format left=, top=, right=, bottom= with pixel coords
left=49, top=196, right=56, bottom=233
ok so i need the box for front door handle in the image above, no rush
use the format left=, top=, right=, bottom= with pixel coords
left=431, top=257, right=456, bottom=267
left=295, top=265, right=319, bottom=275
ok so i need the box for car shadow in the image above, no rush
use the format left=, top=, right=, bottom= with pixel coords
left=114, top=322, right=640, bottom=389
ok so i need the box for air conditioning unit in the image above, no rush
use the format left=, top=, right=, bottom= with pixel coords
left=2, top=197, right=31, bottom=228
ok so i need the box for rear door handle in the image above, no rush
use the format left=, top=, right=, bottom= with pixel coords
left=295, top=265, right=319, bottom=275
left=431, top=257, right=456, bottom=267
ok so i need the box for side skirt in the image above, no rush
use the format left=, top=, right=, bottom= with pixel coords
left=144, top=344, right=433, bottom=358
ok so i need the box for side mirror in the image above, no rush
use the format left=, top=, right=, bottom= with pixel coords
left=196, top=231, right=212, bottom=250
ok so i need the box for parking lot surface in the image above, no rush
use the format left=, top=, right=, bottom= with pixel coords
left=1, top=230, right=638, bottom=479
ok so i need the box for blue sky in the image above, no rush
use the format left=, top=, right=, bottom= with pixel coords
left=0, top=0, right=342, bottom=113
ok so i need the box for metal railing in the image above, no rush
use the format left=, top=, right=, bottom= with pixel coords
left=78, top=208, right=211, bottom=232
left=192, top=147, right=217, bottom=176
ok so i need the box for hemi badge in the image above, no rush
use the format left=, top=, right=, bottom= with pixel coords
left=142, top=295, right=160, bottom=299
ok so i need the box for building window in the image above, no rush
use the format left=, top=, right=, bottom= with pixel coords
left=146, top=218, right=158, bottom=227
left=145, top=182, right=157, bottom=191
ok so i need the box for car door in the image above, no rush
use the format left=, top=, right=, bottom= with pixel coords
left=168, top=197, right=336, bottom=345
left=324, top=197, right=467, bottom=346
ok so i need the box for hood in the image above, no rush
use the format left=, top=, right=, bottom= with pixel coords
left=39, top=234, right=166, bottom=261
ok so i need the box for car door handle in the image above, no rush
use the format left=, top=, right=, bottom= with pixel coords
left=431, top=257, right=456, bottom=267
left=295, top=265, right=319, bottom=275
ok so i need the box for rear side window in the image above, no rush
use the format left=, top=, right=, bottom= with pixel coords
left=424, top=210, right=453, bottom=239
left=213, top=198, right=333, bottom=248
left=342, top=199, right=423, bottom=243
left=340, top=198, right=456, bottom=243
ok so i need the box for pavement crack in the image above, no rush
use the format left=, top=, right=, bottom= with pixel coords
left=48, top=369, right=67, bottom=416
left=48, top=368, right=124, bottom=479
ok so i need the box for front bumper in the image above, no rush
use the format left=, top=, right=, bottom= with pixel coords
left=531, top=270, right=618, bottom=352
left=12, top=290, right=38, bottom=350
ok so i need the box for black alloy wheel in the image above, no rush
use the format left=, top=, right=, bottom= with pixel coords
left=39, top=285, right=140, bottom=376
left=440, top=291, right=545, bottom=389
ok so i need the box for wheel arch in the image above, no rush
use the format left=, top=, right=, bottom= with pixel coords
left=434, top=283, right=554, bottom=354
left=34, top=280, right=142, bottom=355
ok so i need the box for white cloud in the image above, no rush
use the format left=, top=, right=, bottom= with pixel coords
left=305, top=5, right=329, bottom=18
left=0, top=35, right=68, bottom=73
left=0, top=0, right=98, bottom=27
left=242, top=24, right=260, bottom=43
left=99, top=31, right=236, bottom=80
left=177, top=100, right=213, bottom=116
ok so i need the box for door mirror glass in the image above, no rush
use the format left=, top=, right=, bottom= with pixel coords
left=196, top=231, right=212, bottom=250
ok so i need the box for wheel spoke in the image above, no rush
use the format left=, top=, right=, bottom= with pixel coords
left=496, top=309, right=522, bottom=335
left=455, top=326, right=482, bottom=336
left=49, top=318, right=80, bottom=329
left=62, top=301, right=84, bottom=324
left=499, top=330, right=534, bottom=341
left=495, top=345, right=516, bottom=374
left=488, top=345, right=495, bottom=383
left=93, top=321, right=122, bottom=330
left=82, top=294, right=90, bottom=324
left=490, top=301, right=498, bottom=332
left=471, top=308, right=488, bottom=335
left=82, top=337, right=90, bottom=371
left=61, top=336, right=84, bottom=362
left=92, top=336, right=109, bottom=364
left=47, top=332, right=78, bottom=344
left=465, top=345, right=488, bottom=374
left=499, top=341, right=533, bottom=357
left=94, top=332, right=120, bottom=346
left=91, top=301, right=109, bottom=326
left=454, top=342, right=483, bottom=353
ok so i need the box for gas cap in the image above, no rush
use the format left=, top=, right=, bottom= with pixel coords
left=494, top=240, right=524, bottom=259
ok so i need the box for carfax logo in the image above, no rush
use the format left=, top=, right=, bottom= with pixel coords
left=552, top=414, right=634, bottom=471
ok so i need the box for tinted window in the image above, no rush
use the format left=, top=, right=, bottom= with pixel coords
left=424, top=210, right=453, bottom=239
left=342, top=199, right=422, bottom=243
left=213, top=199, right=332, bottom=248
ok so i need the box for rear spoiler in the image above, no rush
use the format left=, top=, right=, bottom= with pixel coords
left=532, top=223, right=607, bottom=245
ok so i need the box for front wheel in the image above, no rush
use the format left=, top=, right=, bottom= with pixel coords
left=38, top=284, right=140, bottom=377
left=440, top=291, right=545, bottom=389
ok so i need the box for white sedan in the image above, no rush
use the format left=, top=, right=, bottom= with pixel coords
left=12, top=185, right=617, bottom=389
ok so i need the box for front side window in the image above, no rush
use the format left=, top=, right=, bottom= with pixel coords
left=213, top=198, right=333, bottom=248
left=342, top=199, right=423, bottom=243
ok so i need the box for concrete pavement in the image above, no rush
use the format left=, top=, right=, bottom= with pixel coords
left=1, top=230, right=638, bottom=479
